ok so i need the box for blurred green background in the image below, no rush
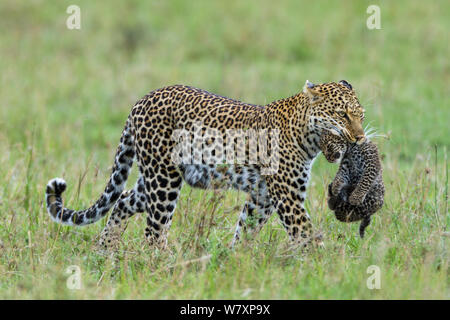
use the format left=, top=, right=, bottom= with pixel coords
left=0, top=0, right=448, bottom=299
left=0, top=0, right=448, bottom=162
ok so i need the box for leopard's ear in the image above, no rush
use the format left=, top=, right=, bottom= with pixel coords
left=303, top=80, right=323, bottom=101
left=339, top=80, right=353, bottom=90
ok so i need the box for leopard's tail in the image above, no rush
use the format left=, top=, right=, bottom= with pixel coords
left=45, top=118, right=135, bottom=226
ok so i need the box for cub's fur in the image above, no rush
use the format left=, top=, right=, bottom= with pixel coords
left=319, top=131, right=384, bottom=238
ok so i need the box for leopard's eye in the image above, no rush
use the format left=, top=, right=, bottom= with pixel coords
left=337, top=110, right=346, bottom=118
left=360, top=108, right=366, bottom=120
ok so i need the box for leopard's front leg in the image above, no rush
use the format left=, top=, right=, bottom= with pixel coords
left=265, top=164, right=316, bottom=246
left=275, top=196, right=313, bottom=244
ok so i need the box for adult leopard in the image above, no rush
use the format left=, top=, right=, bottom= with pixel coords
left=45, top=80, right=366, bottom=250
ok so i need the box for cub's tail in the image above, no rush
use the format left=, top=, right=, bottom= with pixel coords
left=45, top=118, right=135, bottom=226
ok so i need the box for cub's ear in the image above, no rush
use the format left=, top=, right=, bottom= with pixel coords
left=339, top=80, right=353, bottom=90
left=303, top=80, right=323, bottom=101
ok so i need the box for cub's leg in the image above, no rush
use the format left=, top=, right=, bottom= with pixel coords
left=98, top=176, right=146, bottom=251
left=330, top=168, right=350, bottom=199
left=327, top=183, right=339, bottom=210
left=142, top=162, right=183, bottom=248
left=357, top=190, right=383, bottom=238
left=330, top=191, right=380, bottom=238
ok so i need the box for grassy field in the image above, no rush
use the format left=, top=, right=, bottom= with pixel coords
left=0, top=0, right=448, bottom=299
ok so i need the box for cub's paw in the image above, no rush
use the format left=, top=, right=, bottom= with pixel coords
left=331, top=183, right=343, bottom=199
left=349, top=192, right=364, bottom=206
left=46, top=178, right=67, bottom=195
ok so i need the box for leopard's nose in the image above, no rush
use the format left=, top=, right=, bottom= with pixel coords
left=356, top=135, right=366, bottom=145
left=333, top=152, right=341, bottom=159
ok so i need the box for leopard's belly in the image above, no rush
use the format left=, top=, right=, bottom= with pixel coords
left=179, top=163, right=264, bottom=193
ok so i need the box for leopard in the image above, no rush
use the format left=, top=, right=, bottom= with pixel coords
left=319, top=130, right=384, bottom=238
left=45, top=80, right=366, bottom=251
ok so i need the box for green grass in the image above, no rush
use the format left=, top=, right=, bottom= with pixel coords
left=0, top=0, right=448, bottom=299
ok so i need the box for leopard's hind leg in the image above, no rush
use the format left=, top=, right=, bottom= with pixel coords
left=141, top=161, right=183, bottom=248
left=98, top=175, right=146, bottom=252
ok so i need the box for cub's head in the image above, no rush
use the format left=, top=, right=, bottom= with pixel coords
left=319, top=131, right=348, bottom=163
left=304, top=80, right=366, bottom=144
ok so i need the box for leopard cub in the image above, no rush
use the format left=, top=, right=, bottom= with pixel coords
left=319, top=131, right=384, bottom=238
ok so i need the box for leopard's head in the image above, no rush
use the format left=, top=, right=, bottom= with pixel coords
left=319, top=131, right=347, bottom=163
left=304, top=80, right=366, bottom=144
